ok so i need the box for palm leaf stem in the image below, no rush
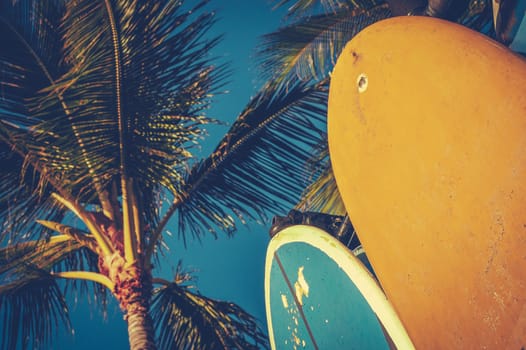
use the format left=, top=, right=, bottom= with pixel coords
left=122, top=179, right=138, bottom=264
left=47, top=235, right=73, bottom=244
left=51, top=193, right=113, bottom=255
left=36, top=220, right=99, bottom=252
left=102, top=0, right=137, bottom=265
left=145, top=195, right=182, bottom=262
left=52, top=271, right=114, bottom=290
left=152, top=277, right=171, bottom=286
left=129, top=179, right=143, bottom=255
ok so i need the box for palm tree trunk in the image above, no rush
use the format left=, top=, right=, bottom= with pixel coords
left=126, top=299, right=157, bottom=350
left=108, top=257, right=157, bottom=350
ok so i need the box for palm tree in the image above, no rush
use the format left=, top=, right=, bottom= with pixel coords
left=257, top=0, right=494, bottom=214
left=0, top=0, right=328, bottom=349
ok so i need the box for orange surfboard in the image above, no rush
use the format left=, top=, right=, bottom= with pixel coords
left=328, top=16, right=526, bottom=349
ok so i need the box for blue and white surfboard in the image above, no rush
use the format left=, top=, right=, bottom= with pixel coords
left=265, top=225, right=414, bottom=349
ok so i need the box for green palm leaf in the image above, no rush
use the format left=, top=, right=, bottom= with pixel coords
left=0, top=0, right=66, bottom=128
left=1, top=237, right=84, bottom=274
left=151, top=281, right=268, bottom=350
left=258, top=4, right=390, bottom=85
left=48, top=0, right=224, bottom=196
left=0, top=269, right=71, bottom=350
left=0, top=237, right=108, bottom=349
left=154, top=78, right=328, bottom=245
left=273, top=0, right=384, bottom=18
left=0, top=139, right=66, bottom=242
left=296, top=140, right=346, bottom=214
left=1, top=236, right=103, bottom=294
left=0, top=0, right=69, bottom=241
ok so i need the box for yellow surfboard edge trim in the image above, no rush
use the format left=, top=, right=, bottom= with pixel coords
left=264, top=224, right=415, bottom=349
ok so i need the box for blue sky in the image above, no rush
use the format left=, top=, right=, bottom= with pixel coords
left=57, top=1, right=288, bottom=348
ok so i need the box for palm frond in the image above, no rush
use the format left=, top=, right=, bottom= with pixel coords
left=0, top=238, right=79, bottom=275
left=0, top=236, right=110, bottom=348
left=0, top=0, right=71, bottom=241
left=1, top=235, right=106, bottom=302
left=295, top=139, right=346, bottom=214
left=273, top=0, right=384, bottom=18
left=296, top=164, right=346, bottom=214
left=44, top=0, right=225, bottom=202
left=0, top=268, right=71, bottom=350
left=0, top=0, right=66, bottom=128
left=151, top=281, right=268, bottom=350
left=1, top=236, right=100, bottom=288
left=258, top=4, right=390, bottom=84
left=156, top=78, right=328, bottom=245
left=0, top=138, right=67, bottom=243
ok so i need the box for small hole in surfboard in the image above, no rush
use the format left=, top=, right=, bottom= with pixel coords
left=357, top=73, right=368, bottom=93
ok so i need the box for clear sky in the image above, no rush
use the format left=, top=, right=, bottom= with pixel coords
left=57, top=1, right=287, bottom=348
